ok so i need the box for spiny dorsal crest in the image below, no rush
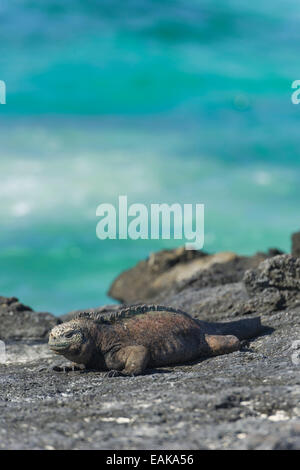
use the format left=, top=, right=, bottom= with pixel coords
left=75, top=304, right=189, bottom=324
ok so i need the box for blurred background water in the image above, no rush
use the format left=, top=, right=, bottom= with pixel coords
left=0, top=0, right=299, bottom=315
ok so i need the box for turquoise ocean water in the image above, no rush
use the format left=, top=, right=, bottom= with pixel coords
left=0, top=0, right=300, bottom=315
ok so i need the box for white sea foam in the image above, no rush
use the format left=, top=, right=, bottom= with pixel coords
left=0, top=119, right=299, bottom=254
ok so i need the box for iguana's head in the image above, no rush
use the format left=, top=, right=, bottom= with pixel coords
left=48, top=320, right=95, bottom=364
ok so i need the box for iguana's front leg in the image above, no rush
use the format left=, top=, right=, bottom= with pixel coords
left=105, top=345, right=150, bottom=377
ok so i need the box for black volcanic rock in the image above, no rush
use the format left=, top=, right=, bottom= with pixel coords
left=108, top=246, right=208, bottom=303
left=1, top=297, right=299, bottom=449
left=0, top=296, right=60, bottom=341
left=2, top=241, right=300, bottom=450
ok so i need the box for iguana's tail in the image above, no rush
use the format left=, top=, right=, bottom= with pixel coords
left=198, top=316, right=262, bottom=340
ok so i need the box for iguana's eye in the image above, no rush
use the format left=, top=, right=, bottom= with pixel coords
left=65, top=331, right=74, bottom=338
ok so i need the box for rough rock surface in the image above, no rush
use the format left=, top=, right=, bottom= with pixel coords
left=155, top=282, right=284, bottom=322
left=108, top=246, right=272, bottom=304
left=0, top=296, right=60, bottom=340
left=244, top=255, right=300, bottom=309
left=292, top=231, right=300, bottom=258
left=0, top=304, right=299, bottom=449
left=141, top=255, right=288, bottom=322
left=60, top=304, right=121, bottom=323
left=108, top=246, right=208, bottom=303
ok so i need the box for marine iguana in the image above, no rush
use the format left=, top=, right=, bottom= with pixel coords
left=48, top=304, right=262, bottom=376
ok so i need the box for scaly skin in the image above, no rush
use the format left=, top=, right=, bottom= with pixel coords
left=48, top=305, right=262, bottom=376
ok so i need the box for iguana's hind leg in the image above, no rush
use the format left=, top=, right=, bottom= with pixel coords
left=204, top=334, right=240, bottom=357
left=105, top=345, right=150, bottom=377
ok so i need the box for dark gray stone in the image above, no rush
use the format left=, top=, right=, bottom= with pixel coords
left=108, top=246, right=208, bottom=303
left=1, top=244, right=300, bottom=450
left=156, top=283, right=285, bottom=321
left=108, top=246, right=269, bottom=305
left=244, top=255, right=300, bottom=308
left=292, top=231, right=300, bottom=258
